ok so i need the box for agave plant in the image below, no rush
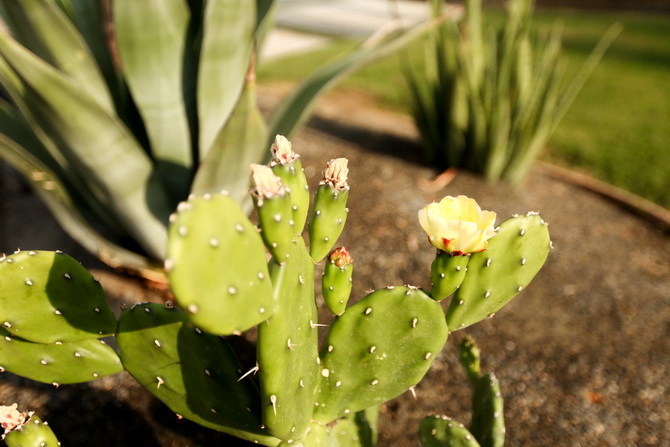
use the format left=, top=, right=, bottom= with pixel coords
left=405, top=0, right=620, bottom=184
left=0, top=0, right=428, bottom=277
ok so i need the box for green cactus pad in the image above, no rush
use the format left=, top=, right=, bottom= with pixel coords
left=254, top=191, right=296, bottom=262
left=272, top=159, right=310, bottom=234
left=458, top=336, right=481, bottom=385
left=0, top=251, right=116, bottom=343
left=419, top=415, right=481, bottom=447
left=430, top=253, right=469, bottom=302
left=0, top=328, right=122, bottom=384
left=314, top=286, right=448, bottom=424
left=308, top=186, right=349, bottom=263
left=166, top=193, right=275, bottom=335
left=3, top=414, right=60, bottom=447
left=331, top=406, right=379, bottom=447
left=257, top=238, right=319, bottom=441
left=446, top=213, right=551, bottom=330
left=116, top=303, right=279, bottom=446
left=470, top=374, right=505, bottom=447
left=322, top=257, right=353, bottom=316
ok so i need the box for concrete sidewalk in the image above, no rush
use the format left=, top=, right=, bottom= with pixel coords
left=262, top=0, right=432, bottom=60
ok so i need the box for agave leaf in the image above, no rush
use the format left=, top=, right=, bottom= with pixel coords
left=0, top=0, right=114, bottom=112
left=267, top=17, right=443, bottom=147
left=0, top=32, right=172, bottom=260
left=197, top=0, right=255, bottom=158
left=114, top=0, right=193, bottom=202
left=191, top=67, right=267, bottom=207
left=0, top=135, right=158, bottom=272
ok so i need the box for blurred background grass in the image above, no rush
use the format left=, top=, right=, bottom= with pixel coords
left=258, top=8, right=670, bottom=208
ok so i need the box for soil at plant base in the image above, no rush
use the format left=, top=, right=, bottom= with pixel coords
left=0, top=84, right=668, bottom=446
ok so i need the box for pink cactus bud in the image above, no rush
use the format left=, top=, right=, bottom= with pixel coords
left=329, top=247, right=353, bottom=268
left=270, top=135, right=299, bottom=166
left=320, top=158, right=349, bottom=191
left=250, top=164, right=286, bottom=199
left=418, top=195, right=496, bottom=255
left=1, top=404, right=28, bottom=435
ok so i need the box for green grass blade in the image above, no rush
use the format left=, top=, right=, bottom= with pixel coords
left=267, top=18, right=442, bottom=146
left=1, top=0, right=114, bottom=112
left=0, top=32, right=172, bottom=259
left=197, top=0, right=255, bottom=157
left=114, top=0, right=193, bottom=201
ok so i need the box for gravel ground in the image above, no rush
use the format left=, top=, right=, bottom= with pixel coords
left=0, top=87, right=668, bottom=446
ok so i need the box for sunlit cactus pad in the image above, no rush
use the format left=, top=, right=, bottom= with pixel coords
left=446, top=213, right=551, bottom=330
left=166, top=193, right=275, bottom=335
left=0, top=250, right=116, bottom=343
left=0, top=327, right=122, bottom=384
left=314, top=286, right=449, bottom=423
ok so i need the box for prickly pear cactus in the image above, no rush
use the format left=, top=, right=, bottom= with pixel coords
left=0, top=250, right=116, bottom=343
left=446, top=213, right=551, bottom=330
left=313, top=286, right=449, bottom=423
left=431, top=253, right=470, bottom=302
left=419, top=415, right=481, bottom=447
left=322, top=247, right=354, bottom=316
left=116, top=302, right=278, bottom=446
left=308, top=158, right=349, bottom=262
left=2, top=413, right=60, bottom=447
left=0, top=136, right=550, bottom=446
left=166, top=193, right=275, bottom=335
left=257, top=238, right=319, bottom=440
left=0, top=327, right=122, bottom=385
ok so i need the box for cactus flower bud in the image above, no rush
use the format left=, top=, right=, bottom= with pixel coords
left=418, top=195, right=496, bottom=255
left=251, top=164, right=286, bottom=199
left=320, top=158, right=349, bottom=191
left=328, top=246, right=353, bottom=268
left=270, top=135, right=299, bottom=166
left=1, top=404, right=28, bottom=435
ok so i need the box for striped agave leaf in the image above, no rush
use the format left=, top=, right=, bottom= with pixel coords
left=0, top=0, right=434, bottom=275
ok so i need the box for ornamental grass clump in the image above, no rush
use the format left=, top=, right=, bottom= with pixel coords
left=0, top=0, right=429, bottom=276
left=404, top=0, right=621, bottom=183
left=0, top=136, right=552, bottom=445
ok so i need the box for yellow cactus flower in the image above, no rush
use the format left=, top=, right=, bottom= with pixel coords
left=418, top=195, right=497, bottom=255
